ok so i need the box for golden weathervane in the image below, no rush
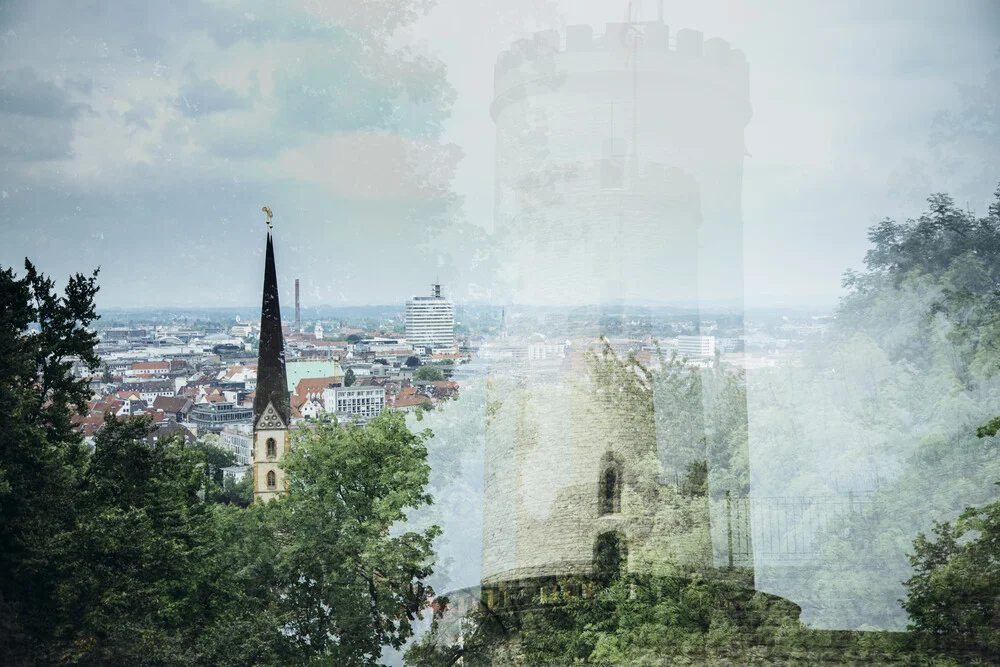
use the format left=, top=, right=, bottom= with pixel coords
left=262, top=206, right=274, bottom=231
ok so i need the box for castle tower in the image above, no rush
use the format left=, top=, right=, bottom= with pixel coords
left=253, top=231, right=290, bottom=502
left=482, top=19, right=751, bottom=593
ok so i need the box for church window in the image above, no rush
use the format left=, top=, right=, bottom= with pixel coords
left=266, top=470, right=276, bottom=488
left=266, top=437, right=276, bottom=458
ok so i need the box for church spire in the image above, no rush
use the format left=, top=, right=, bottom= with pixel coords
left=254, top=230, right=289, bottom=427
left=253, top=214, right=291, bottom=502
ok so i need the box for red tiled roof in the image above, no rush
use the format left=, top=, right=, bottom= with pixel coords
left=390, top=395, right=433, bottom=408
left=132, top=362, right=169, bottom=371
left=291, top=377, right=339, bottom=409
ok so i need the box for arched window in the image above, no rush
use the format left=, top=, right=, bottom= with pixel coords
left=594, top=532, right=627, bottom=584
left=599, top=458, right=622, bottom=516
left=602, top=468, right=618, bottom=514
left=266, top=437, right=276, bottom=458
left=266, top=470, right=276, bottom=489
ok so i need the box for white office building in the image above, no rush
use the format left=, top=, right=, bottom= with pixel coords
left=527, top=342, right=567, bottom=360
left=220, top=423, right=253, bottom=465
left=323, top=385, right=386, bottom=423
left=676, top=335, right=716, bottom=358
left=405, top=283, right=455, bottom=350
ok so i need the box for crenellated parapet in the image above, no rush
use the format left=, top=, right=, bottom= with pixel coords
left=492, top=23, right=751, bottom=124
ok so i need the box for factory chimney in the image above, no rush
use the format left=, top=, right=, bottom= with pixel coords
left=294, top=278, right=301, bottom=332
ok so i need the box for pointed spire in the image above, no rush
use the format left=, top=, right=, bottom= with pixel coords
left=255, top=232, right=289, bottom=426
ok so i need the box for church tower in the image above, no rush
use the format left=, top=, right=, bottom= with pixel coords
left=253, top=229, right=290, bottom=502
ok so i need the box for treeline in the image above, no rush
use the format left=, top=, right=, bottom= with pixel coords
left=0, top=262, right=442, bottom=666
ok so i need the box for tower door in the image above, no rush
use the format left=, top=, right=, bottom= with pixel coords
left=594, top=532, right=627, bottom=583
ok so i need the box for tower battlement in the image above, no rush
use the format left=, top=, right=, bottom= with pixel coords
left=492, top=24, right=750, bottom=123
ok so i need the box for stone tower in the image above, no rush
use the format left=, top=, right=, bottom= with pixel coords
left=482, top=18, right=752, bottom=594
left=253, top=231, right=290, bottom=502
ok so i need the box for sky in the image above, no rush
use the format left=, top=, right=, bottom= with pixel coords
left=1, top=0, right=998, bottom=309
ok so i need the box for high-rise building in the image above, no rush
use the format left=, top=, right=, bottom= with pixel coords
left=405, top=282, right=455, bottom=350
left=676, top=335, right=716, bottom=358
left=253, top=230, right=290, bottom=502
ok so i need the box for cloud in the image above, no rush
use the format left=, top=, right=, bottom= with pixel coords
left=274, top=132, right=462, bottom=201
left=175, top=75, right=253, bottom=117
left=0, top=68, right=90, bottom=119
left=122, top=104, right=154, bottom=130
left=0, top=69, right=91, bottom=160
left=0, top=113, right=75, bottom=160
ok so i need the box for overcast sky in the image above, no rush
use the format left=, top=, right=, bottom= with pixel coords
left=1, top=0, right=997, bottom=309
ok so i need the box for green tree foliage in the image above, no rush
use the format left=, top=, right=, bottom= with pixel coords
left=841, top=188, right=1000, bottom=381
left=903, top=496, right=1000, bottom=655
left=344, top=367, right=357, bottom=387
left=415, top=366, right=445, bottom=382
left=681, top=459, right=710, bottom=498
left=215, top=471, right=253, bottom=507
left=744, top=187, right=1000, bottom=631
left=57, top=415, right=222, bottom=664
left=0, top=259, right=100, bottom=658
left=276, top=412, right=441, bottom=664
left=405, top=355, right=421, bottom=368
left=191, top=438, right=237, bottom=485
left=347, top=334, right=363, bottom=344
left=978, top=416, right=1000, bottom=438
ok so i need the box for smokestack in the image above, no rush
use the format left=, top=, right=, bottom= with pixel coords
left=294, top=279, right=301, bottom=331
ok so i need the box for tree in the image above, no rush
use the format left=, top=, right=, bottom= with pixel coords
left=57, top=415, right=217, bottom=664
left=274, top=412, right=441, bottom=664
left=191, top=439, right=237, bottom=486
left=902, top=495, right=1000, bottom=655
left=840, top=187, right=1000, bottom=381
left=344, top=367, right=357, bottom=387
left=843, top=186, right=1000, bottom=470
left=215, top=471, right=253, bottom=508
left=749, top=186, right=1000, bottom=631
left=680, top=459, right=709, bottom=498
left=405, top=355, right=421, bottom=368
left=347, top=334, right=363, bottom=344
left=414, top=366, right=444, bottom=382
left=0, top=259, right=100, bottom=659
left=414, top=400, right=435, bottom=418
left=978, top=417, right=1000, bottom=438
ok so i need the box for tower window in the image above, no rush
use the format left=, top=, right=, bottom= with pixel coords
left=266, top=470, right=276, bottom=489
left=600, top=463, right=622, bottom=515
left=266, top=437, right=276, bottom=458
